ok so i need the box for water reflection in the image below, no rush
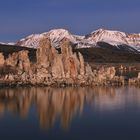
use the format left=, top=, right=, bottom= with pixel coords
left=0, top=86, right=140, bottom=130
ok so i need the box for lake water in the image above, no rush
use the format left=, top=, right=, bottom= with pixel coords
left=0, top=86, right=140, bottom=140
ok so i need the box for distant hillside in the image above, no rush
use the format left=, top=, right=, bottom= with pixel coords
left=0, top=44, right=36, bottom=62
left=76, top=47, right=140, bottom=63
left=15, top=28, right=140, bottom=52
left=1, top=43, right=140, bottom=63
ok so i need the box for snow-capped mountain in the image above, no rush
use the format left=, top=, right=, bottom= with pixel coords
left=85, top=29, right=127, bottom=47
left=16, top=34, right=47, bottom=49
left=0, top=42, right=15, bottom=45
left=85, top=29, right=140, bottom=50
left=3, top=28, right=140, bottom=52
left=0, top=42, right=7, bottom=45
left=16, top=29, right=77, bottom=49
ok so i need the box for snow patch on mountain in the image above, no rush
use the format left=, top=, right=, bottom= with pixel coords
left=48, top=29, right=77, bottom=48
left=16, top=34, right=46, bottom=48
left=1, top=28, right=139, bottom=52
left=16, top=29, right=78, bottom=48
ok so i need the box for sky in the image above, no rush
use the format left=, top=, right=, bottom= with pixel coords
left=0, top=0, right=140, bottom=42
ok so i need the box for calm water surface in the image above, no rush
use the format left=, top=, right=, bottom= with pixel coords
left=0, top=86, right=140, bottom=140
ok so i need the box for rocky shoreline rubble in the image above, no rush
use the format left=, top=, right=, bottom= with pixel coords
left=0, top=38, right=140, bottom=87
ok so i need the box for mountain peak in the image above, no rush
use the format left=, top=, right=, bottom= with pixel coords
left=48, top=28, right=69, bottom=33
left=13, top=28, right=140, bottom=52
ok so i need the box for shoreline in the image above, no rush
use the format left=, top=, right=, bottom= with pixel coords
left=0, top=38, right=140, bottom=88
left=0, top=78, right=139, bottom=88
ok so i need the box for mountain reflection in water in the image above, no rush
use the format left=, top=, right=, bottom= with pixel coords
left=0, top=86, right=140, bottom=131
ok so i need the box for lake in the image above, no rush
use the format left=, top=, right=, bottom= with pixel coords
left=0, top=86, right=140, bottom=140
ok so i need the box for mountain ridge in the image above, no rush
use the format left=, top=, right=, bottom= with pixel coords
left=1, top=28, right=140, bottom=52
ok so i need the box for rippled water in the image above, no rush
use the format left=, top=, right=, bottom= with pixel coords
left=0, top=86, right=140, bottom=140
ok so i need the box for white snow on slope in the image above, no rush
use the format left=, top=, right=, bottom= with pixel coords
left=1, top=28, right=140, bottom=52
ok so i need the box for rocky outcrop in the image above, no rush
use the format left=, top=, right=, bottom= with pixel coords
left=128, top=72, right=140, bottom=86
left=0, top=37, right=127, bottom=87
left=33, top=38, right=96, bottom=85
left=97, top=67, right=115, bottom=82
left=18, top=51, right=31, bottom=73
left=5, top=52, right=18, bottom=67
left=138, top=72, right=140, bottom=79
left=5, top=51, right=30, bottom=71
left=0, top=50, right=31, bottom=84
left=0, top=53, right=5, bottom=66
left=128, top=78, right=140, bottom=86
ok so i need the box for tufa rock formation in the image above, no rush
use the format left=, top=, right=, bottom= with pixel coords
left=138, top=72, right=140, bottom=79
left=0, top=53, right=5, bottom=66
left=34, top=37, right=95, bottom=85
left=0, top=37, right=128, bottom=87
